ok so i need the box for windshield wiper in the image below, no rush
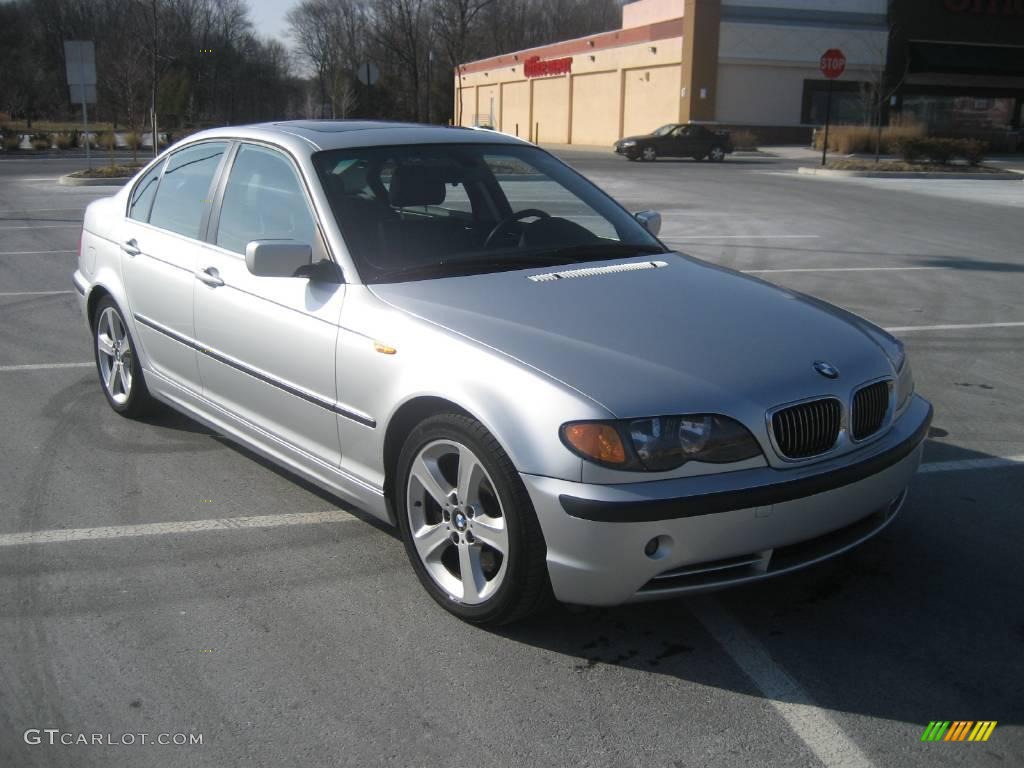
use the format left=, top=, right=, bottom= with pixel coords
left=375, top=242, right=667, bottom=283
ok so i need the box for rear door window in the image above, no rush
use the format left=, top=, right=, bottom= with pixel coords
left=148, top=142, right=228, bottom=239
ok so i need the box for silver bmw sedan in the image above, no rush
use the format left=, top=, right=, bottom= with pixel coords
left=73, top=121, right=932, bottom=624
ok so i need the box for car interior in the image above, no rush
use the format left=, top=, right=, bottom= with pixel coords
left=320, top=151, right=601, bottom=277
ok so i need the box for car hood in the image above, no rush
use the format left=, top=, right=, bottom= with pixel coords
left=369, top=253, right=896, bottom=419
left=617, top=134, right=654, bottom=144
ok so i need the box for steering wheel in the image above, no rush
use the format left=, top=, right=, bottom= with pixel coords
left=484, top=208, right=551, bottom=248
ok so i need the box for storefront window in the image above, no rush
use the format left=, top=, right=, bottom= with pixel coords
left=900, top=95, right=1015, bottom=132
left=802, top=81, right=871, bottom=125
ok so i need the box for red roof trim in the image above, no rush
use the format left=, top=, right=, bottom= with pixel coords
left=456, top=18, right=684, bottom=76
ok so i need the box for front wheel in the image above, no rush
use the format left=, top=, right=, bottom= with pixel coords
left=93, top=296, right=154, bottom=417
left=395, top=413, right=549, bottom=625
left=640, top=145, right=658, bottom=162
left=708, top=146, right=726, bottom=162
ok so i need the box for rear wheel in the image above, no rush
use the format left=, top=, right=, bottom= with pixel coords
left=640, top=145, right=657, bottom=162
left=92, top=296, right=153, bottom=417
left=396, top=413, right=549, bottom=625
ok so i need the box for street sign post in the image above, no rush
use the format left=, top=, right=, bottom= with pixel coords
left=64, top=41, right=97, bottom=169
left=819, top=48, right=846, bottom=167
left=357, top=61, right=380, bottom=119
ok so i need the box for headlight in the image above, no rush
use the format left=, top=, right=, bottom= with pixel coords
left=561, top=415, right=761, bottom=471
left=895, top=357, right=914, bottom=415
left=620, top=140, right=637, bottom=147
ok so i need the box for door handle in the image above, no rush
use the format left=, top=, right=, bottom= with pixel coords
left=196, top=266, right=224, bottom=287
left=121, top=239, right=141, bottom=257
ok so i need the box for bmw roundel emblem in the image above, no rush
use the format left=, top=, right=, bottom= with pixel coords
left=813, top=360, right=840, bottom=379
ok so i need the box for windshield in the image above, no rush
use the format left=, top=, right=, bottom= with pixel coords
left=312, top=143, right=664, bottom=283
left=652, top=124, right=677, bottom=136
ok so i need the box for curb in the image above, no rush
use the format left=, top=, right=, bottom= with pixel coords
left=58, top=173, right=130, bottom=187
left=798, top=167, right=1022, bottom=180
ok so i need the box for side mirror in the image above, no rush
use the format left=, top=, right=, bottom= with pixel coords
left=634, top=210, right=662, bottom=237
left=245, top=240, right=313, bottom=278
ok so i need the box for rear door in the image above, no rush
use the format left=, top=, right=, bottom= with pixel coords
left=193, top=142, right=345, bottom=465
left=121, top=141, right=229, bottom=391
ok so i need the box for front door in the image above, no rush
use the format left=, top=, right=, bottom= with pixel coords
left=121, top=141, right=229, bottom=392
left=193, top=142, right=345, bottom=465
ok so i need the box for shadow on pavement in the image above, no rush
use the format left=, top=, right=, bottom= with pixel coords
left=494, top=439, right=1023, bottom=735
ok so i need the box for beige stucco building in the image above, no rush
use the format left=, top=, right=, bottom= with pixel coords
left=454, top=0, right=890, bottom=146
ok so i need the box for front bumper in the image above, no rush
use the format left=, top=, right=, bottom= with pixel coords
left=522, top=395, right=932, bottom=605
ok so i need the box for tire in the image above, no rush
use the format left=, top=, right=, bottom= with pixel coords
left=395, top=413, right=549, bottom=625
left=708, top=145, right=726, bottom=162
left=640, top=145, right=657, bottom=162
left=92, top=296, right=153, bottom=418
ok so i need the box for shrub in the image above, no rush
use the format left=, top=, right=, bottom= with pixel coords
left=813, top=120, right=926, bottom=155
left=895, top=137, right=924, bottom=163
left=124, top=131, right=144, bottom=151
left=1, top=132, right=20, bottom=151
left=30, top=132, right=52, bottom=150
left=731, top=129, right=759, bottom=151
left=961, top=139, right=988, bottom=166
left=926, top=138, right=957, bottom=165
left=55, top=130, right=80, bottom=150
left=89, top=131, right=117, bottom=150
left=894, top=137, right=989, bottom=166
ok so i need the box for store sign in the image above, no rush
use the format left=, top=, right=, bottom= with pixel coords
left=524, top=56, right=572, bottom=78
left=944, top=0, right=1024, bottom=15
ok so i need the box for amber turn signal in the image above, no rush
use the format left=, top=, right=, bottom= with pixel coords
left=561, top=422, right=627, bottom=465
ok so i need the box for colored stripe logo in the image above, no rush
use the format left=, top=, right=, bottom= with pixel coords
left=921, top=721, right=997, bottom=742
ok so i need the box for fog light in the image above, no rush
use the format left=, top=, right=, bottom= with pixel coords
left=644, top=538, right=659, bottom=557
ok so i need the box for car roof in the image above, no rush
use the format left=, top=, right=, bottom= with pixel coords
left=177, top=120, right=531, bottom=156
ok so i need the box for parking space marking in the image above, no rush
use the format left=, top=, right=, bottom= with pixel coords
left=745, top=267, right=941, bottom=274
left=0, top=249, right=77, bottom=255
left=0, top=224, right=79, bottom=230
left=0, top=290, right=74, bottom=297
left=690, top=596, right=876, bottom=768
left=885, top=322, right=1024, bottom=333
left=0, top=510, right=358, bottom=547
left=0, top=362, right=92, bottom=372
left=919, top=455, right=1024, bottom=473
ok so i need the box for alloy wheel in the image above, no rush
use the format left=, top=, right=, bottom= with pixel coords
left=96, top=306, right=134, bottom=405
left=641, top=146, right=657, bottom=162
left=406, top=439, right=509, bottom=604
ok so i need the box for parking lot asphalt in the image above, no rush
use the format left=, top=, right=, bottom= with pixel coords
left=1, top=151, right=1022, bottom=768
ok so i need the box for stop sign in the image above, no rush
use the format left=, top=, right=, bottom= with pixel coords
left=820, top=48, right=846, bottom=79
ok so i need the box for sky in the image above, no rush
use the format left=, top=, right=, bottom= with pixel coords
left=247, top=0, right=292, bottom=44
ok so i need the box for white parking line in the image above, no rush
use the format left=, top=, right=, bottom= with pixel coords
left=0, top=510, right=358, bottom=547
left=0, top=224, right=79, bottom=230
left=919, top=455, right=1024, bottom=473
left=886, top=322, right=1024, bottom=333
left=0, top=249, right=77, bottom=255
left=0, top=290, right=74, bottom=297
left=690, top=596, right=876, bottom=768
left=746, top=267, right=941, bottom=274
left=0, top=362, right=92, bottom=372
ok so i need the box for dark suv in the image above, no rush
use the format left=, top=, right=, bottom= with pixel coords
left=614, top=124, right=733, bottom=162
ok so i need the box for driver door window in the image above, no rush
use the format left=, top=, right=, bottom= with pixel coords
left=215, top=144, right=318, bottom=255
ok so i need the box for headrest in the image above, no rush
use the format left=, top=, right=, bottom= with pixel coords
left=388, top=164, right=448, bottom=208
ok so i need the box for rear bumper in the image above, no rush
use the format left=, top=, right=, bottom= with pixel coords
left=522, top=395, right=931, bottom=606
